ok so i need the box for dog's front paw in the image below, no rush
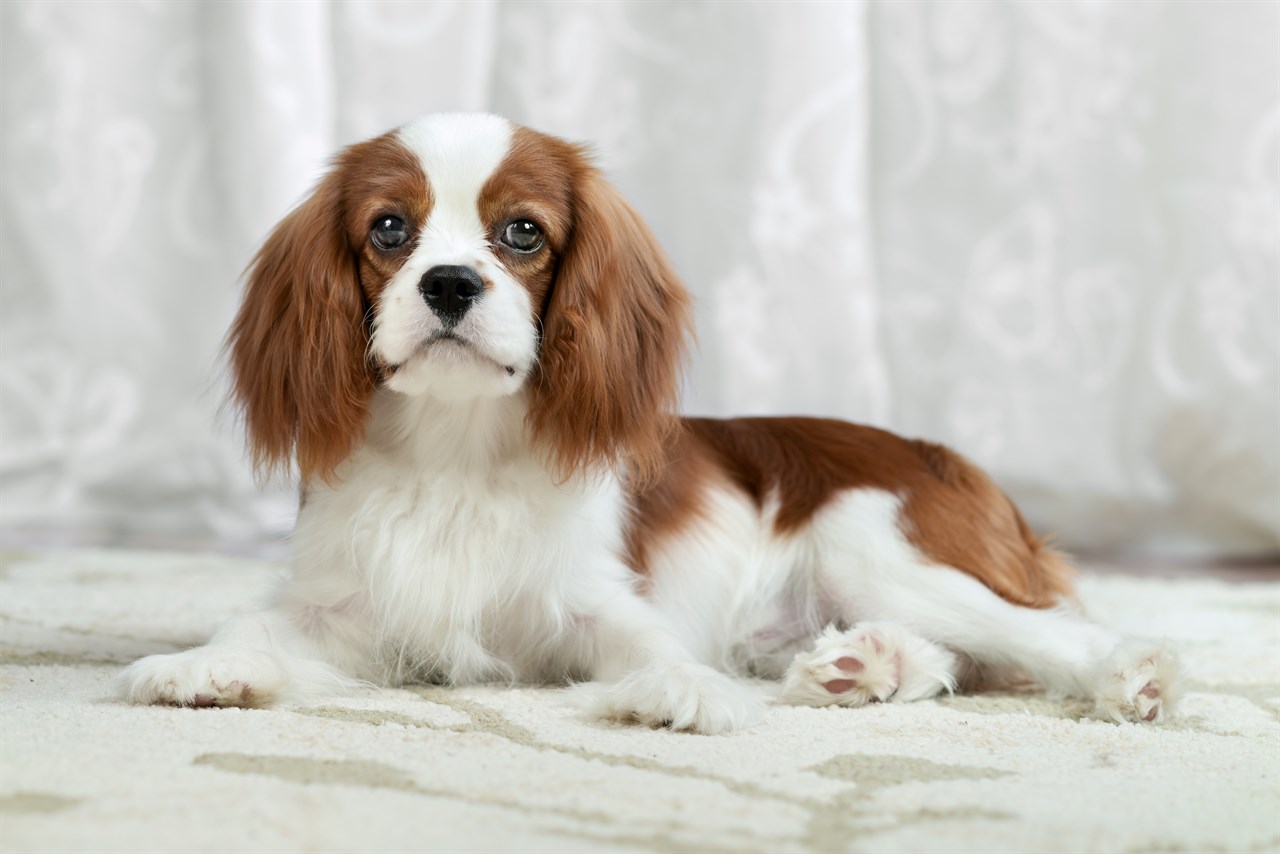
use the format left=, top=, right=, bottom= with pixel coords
left=1095, top=645, right=1180, bottom=724
left=117, top=647, right=285, bottom=708
left=592, top=662, right=762, bottom=734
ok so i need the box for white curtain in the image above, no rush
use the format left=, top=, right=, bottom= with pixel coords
left=1, top=0, right=1276, bottom=559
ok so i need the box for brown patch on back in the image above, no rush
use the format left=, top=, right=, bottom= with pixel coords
left=631, top=417, right=1073, bottom=608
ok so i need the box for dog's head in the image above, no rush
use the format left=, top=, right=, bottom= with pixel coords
left=229, top=115, right=691, bottom=486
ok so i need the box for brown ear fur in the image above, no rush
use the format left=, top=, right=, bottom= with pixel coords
left=227, top=170, right=374, bottom=485
left=528, top=167, right=693, bottom=487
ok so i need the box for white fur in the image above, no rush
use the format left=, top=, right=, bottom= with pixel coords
left=121, top=386, right=765, bottom=733
left=118, top=114, right=1178, bottom=732
left=641, top=485, right=817, bottom=677
left=634, top=487, right=1177, bottom=723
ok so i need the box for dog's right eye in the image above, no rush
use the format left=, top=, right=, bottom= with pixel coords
left=371, top=216, right=408, bottom=250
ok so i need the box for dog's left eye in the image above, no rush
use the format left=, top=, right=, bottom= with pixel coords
left=500, top=220, right=544, bottom=253
left=371, top=216, right=408, bottom=250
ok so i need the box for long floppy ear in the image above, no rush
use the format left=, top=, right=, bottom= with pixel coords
left=527, top=165, right=693, bottom=487
left=226, top=169, right=374, bottom=485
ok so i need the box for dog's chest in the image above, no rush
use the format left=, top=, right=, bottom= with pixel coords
left=301, top=455, right=623, bottom=683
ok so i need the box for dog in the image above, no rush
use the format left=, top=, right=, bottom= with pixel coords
left=119, top=114, right=1178, bottom=732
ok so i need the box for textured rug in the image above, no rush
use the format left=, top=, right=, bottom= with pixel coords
left=1, top=549, right=1278, bottom=853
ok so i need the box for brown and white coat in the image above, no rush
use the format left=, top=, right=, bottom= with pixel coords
left=120, top=114, right=1177, bottom=731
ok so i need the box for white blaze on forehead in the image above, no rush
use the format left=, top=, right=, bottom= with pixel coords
left=395, top=114, right=513, bottom=243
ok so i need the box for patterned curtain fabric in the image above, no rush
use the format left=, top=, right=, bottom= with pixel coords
left=868, top=2, right=1279, bottom=557
left=1, top=1, right=1275, bottom=558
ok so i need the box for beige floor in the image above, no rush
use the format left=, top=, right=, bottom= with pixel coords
left=2, top=548, right=1278, bottom=853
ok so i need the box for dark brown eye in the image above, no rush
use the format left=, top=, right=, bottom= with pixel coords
left=500, top=219, right=543, bottom=253
left=371, top=215, right=408, bottom=250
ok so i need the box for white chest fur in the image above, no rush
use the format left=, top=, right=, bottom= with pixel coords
left=286, top=393, right=627, bottom=685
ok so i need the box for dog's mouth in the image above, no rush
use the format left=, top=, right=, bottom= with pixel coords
left=427, top=330, right=472, bottom=350
left=414, top=331, right=518, bottom=377
left=377, top=331, right=523, bottom=384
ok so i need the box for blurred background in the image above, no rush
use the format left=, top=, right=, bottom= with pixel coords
left=1, top=0, right=1276, bottom=562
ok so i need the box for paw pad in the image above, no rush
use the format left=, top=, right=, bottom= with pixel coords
left=782, top=625, right=905, bottom=707
left=1095, top=647, right=1180, bottom=725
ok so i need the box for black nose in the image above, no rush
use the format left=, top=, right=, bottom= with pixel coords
left=419, top=265, right=484, bottom=326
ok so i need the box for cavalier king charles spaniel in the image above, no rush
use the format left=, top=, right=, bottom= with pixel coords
left=119, top=114, right=1178, bottom=732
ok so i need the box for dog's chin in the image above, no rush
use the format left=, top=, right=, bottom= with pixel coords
left=382, top=336, right=526, bottom=401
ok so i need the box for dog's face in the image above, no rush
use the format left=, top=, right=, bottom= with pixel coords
left=367, top=115, right=568, bottom=401
left=228, top=114, right=691, bottom=486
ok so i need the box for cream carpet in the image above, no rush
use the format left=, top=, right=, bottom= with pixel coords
left=1, top=549, right=1278, bottom=853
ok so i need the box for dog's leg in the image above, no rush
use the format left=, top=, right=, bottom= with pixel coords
left=830, top=562, right=1179, bottom=723
left=574, top=572, right=763, bottom=734
left=779, top=622, right=961, bottom=707
left=117, top=591, right=370, bottom=708
left=804, top=490, right=1179, bottom=723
